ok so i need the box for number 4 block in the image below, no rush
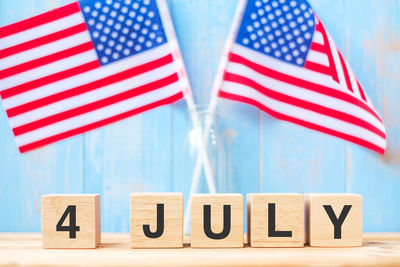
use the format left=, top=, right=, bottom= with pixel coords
left=41, top=194, right=101, bottom=248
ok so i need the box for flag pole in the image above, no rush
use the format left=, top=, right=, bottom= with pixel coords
left=156, top=0, right=217, bottom=200
left=183, top=0, right=249, bottom=231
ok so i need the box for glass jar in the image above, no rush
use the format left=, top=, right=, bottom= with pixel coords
left=187, top=105, right=228, bottom=193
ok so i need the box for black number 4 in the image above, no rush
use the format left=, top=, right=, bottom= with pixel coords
left=56, top=205, right=80, bottom=238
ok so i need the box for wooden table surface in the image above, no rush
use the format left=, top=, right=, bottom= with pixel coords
left=0, top=233, right=400, bottom=267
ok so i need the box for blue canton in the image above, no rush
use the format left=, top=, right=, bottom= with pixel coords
left=79, top=0, right=167, bottom=66
left=236, top=0, right=315, bottom=66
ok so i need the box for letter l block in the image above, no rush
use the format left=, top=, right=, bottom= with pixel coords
left=247, top=193, right=304, bottom=247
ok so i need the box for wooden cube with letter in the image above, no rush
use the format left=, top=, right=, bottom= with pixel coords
left=247, top=193, right=304, bottom=247
left=191, top=194, right=243, bottom=248
left=41, top=194, right=101, bottom=248
left=305, top=193, right=362, bottom=247
left=130, top=193, right=183, bottom=248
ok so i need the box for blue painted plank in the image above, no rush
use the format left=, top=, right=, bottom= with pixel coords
left=343, top=0, right=400, bottom=232
left=0, top=0, right=84, bottom=232
left=0, top=0, right=399, bottom=233
left=83, top=105, right=174, bottom=233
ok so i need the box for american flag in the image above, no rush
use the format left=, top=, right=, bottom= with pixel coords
left=0, top=0, right=187, bottom=153
left=218, top=0, right=386, bottom=154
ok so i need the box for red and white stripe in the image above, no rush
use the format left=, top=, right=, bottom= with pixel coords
left=219, top=17, right=386, bottom=154
left=0, top=2, right=184, bottom=153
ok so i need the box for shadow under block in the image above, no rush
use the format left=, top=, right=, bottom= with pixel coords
left=41, top=194, right=101, bottom=249
left=191, top=194, right=244, bottom=248
left=305, top=193, right=362, bottom=247
left=247, top=193, right=304, bottom=247
left=130, top=193, right=183, bottom=248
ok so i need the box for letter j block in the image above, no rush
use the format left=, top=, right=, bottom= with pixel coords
left=130, top=193, right=183, bottom=248
left=305, top=194, right=362, bottom=247
left=41, top=194, right=101, bottom=248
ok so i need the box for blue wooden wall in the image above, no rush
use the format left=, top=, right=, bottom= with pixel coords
left=0, top=0, right=399, bottom=232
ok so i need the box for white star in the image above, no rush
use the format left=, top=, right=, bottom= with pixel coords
left=296, top=58, right=304, bottom=65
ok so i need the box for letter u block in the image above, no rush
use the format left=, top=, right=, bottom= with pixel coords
left=247, top=193, right=304, bottom=247
left=305, top=194, right=362, bottom=247
left=41, top=194, right=101, bottom=248
left=130, top=193, right=183, bottom=248
left=191, top=194, right=243, bottom=248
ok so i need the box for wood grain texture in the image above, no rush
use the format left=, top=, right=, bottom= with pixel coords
left=130, top=193, right=183, bottom=248
left=1, top=233, right=400, bottom=266
left=41, top=194, right=100, bottom=248
left=305, top=193, right=362, bottom=247
left=0, top=0, right=399, bottom=233
left=190, top=194, right=243, bottom=247
left=247, top=193, right=304, bottom=247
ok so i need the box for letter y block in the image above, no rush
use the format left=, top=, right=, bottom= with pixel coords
left=305, top=194, right=362, bottom=247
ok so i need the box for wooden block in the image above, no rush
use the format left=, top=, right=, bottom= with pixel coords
left=305, top=193, right=362, bottom=247
left=191, top=194, right=243, bottom=248
left=130, top=193, right=183, bottom=248
left=247, top=193, right=304, bottom=247
left=41, top=194, right=101, bottom=248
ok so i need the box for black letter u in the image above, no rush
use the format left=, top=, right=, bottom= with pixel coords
left=143, top=203, right=164, bottom=238
left=203, top=205, right=231, bottom=239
